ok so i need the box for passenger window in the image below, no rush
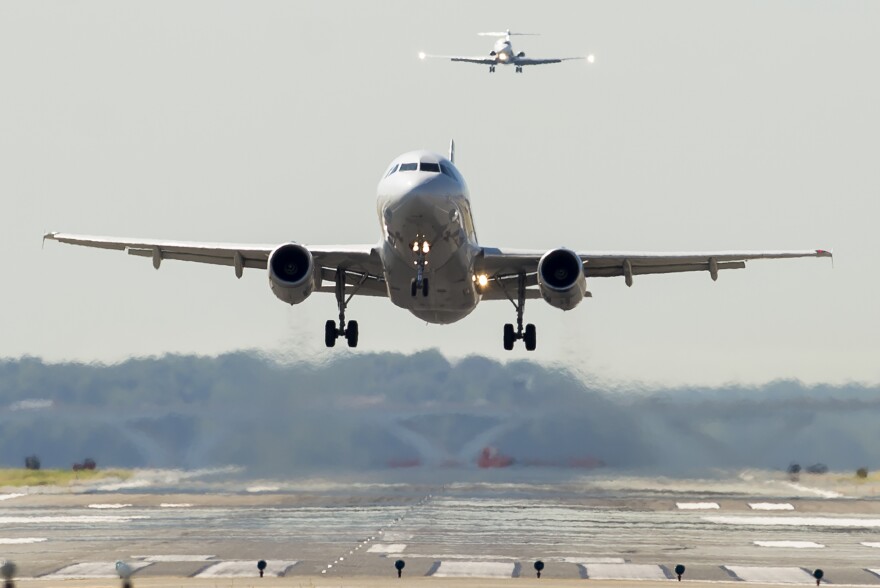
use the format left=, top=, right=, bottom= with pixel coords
left=420, top=162, right=441, bottom=173
left=399, top=163, right=418, bottom=171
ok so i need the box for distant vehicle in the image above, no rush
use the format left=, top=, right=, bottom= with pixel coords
left=45, top=145, right=831, bottom=351
left=419, top=29, right=594, bottom=73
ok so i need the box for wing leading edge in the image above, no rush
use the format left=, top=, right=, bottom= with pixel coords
left=43, top=232, right=388, bottom=296
left=478, top=247, right=832, bottom=287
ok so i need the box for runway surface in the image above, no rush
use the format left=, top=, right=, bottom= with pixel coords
left=3, top=469, right=880, bottom=585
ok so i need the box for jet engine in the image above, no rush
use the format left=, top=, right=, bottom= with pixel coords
left=490, top=51, right=497, bottom=56
left=537, top=248, right=586, bottom=310
left=517, top=51, right=526, bottom=58
left=268, top=243, right=317, bottom=305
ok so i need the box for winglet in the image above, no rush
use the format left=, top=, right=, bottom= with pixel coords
left=816, top=248, right=834, bottom=268
left=42, top=231, right=57, bottom=249
left=449, top=139, right=455, bottom=164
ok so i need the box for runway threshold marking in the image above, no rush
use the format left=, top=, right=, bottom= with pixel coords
left=753, top=540, right=824, bottom=548
left=367, top=543, right=407, bottom=554
left=749, top=502, right=794, bottom=510
left=132, top=555, right=216, bottom=562
left=194, top=560, right=297, bottom=577
left=676, top=502, right=720, bottom=510
left=725, top=565, right=815, bottom=583
left=0, top=537, right=46, bottom=544
left=582, top=563, right=669, bottom=580
left=42, top=561, right=153, bottom=579
left=431, top=561, right=516, bottom=578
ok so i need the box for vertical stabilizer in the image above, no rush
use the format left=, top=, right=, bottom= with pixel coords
left=449, top=139, right=455, bottom=164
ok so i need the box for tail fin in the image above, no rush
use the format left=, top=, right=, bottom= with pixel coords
left=448, top=139, right=455, bottom=164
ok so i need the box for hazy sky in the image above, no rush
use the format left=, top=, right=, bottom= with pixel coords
left=1, top=1, right=877, bottom=386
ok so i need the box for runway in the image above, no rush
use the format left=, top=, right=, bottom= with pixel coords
left=2, top=470, right=880, bottom=585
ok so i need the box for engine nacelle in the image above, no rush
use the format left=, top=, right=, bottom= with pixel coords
left=517, top=51, right=526, bottom=58
left=268, top=243, right=317, bottom=305
left=490, top=51, right=497, bottom=56
left=537, top=248, right=586, bottom=310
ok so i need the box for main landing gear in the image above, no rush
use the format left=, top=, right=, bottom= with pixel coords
left=325, top=268, right=362, bottom=348
left=489, top=65, right=496, bottom=73
left=410, top=237, right=430, bottom=297
left=500, top=273, right=537, bottom=351
left=515, top=66, right=523, bottom=73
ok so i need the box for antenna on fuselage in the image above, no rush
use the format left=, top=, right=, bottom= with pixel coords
left=449, top=139, right=455, bottom=164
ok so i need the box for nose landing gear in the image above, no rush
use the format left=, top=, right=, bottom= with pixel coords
left=410, top=237, right=430, bottom=297
left=500, top=273, right=537, bottom=351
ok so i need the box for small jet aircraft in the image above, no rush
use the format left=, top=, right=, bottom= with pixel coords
left=44, top=142, right=831, bottom=351
left=419, top=29, right=594, bottom=73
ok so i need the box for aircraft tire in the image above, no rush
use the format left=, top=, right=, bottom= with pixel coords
left=503, top=323, right=515, bottom=350
left=524, top=323, right=537, bottom=351
left=346, top=320, right=359, bottom=348
left=325, top=320, right=337, bottom=348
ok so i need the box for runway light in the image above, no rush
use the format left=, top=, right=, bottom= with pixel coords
left=587, top=54, right=596, bottom=64
left=418, top=52, right=426, bottom=60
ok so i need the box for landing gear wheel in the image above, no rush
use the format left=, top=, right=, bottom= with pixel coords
left=524, top=323, right=537, bottom=351
left=503, top=323, right=515, bottom=351
left=515, top=66, right=522, bottom=73
left=325, top=320, right=337, bottom=348
left=345, top=320, right=359, bottom=348
left=422, top=278, right=429, bottom=297
left=411, top=279, right=418, bottom=297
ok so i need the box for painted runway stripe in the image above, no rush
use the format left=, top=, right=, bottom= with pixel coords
left=132, top=555, right=216, bottom=562
left=749, top=502, right=794, bottom=510
left=87, top=503, right=132, bottom=509
left=676, top=502, right=720, bottom=510
left=0, top=493, right=26, bottom=501
left=194, top=560, right=297, bottom=577
left=753, top=540, right=824, bottom=548
left=707, top=515, right=880, bottom=528
left=160, top=503, right=193, bottom=508
left=863, top=542, right=880, bottom=548
left=43, top=561, right=153, bottom=579
left=0, top=537, right=46, bottom=544
left=367, top=543, right=406, bottom=554
left=725, top=565, right=814, bottom=583
left=431, top=561, right=516, bottom=578
left=583, top=564, right=669, bottom=580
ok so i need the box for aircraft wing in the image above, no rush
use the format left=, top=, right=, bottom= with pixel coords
left=43, top=232, right=389, bottom=296
left=514, top=56, right=585, bottom=66
left=477, top=247, right=832, bottom=286
left=448, top=56, right=497, bottom=65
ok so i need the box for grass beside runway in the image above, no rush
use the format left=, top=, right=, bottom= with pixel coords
left=0, top=467, right=132, bottom=487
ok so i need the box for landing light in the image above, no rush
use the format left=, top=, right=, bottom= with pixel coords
left=412, top=242, right=419, bottom=252
left=587, top=54, right=596, bottom=64
left=498, top=53, right=509, bottom=62
left=418, top=52, right=426, bottom=60
left=422, top=242, right=430, bottom=253
left=477, top=274, right=489, bottom=288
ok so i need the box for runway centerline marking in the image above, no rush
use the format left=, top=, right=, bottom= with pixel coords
left=749, top=502, right=794, bottom=510
left=753, top=540, right=825, bottom=548
left=676, top=502, right=720, bottom=510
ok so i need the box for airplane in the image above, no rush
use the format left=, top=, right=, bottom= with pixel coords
left=44, top=142, right=832, bottom=351
left=418, top=29, right=594, bottom=73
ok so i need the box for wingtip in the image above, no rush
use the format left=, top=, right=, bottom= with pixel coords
left=815, top=248, right=833, bottom=258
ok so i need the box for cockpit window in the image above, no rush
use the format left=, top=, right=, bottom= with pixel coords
left=398, top=162, right=418, bottom=171
left=439, top=163, right=456, bottom=179
left=420, top=162, right=441, bottom=173
left=385, top=164, right=398, bottom=177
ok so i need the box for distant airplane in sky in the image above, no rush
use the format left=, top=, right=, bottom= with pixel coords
left=419, top=29, right=595, bottom=73
left=45, top=142, right=831, bottom=351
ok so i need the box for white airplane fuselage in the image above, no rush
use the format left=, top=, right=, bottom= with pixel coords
left=376, top=150, right=481, bottom=324
left=492, top=38, right=516, bottom=64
